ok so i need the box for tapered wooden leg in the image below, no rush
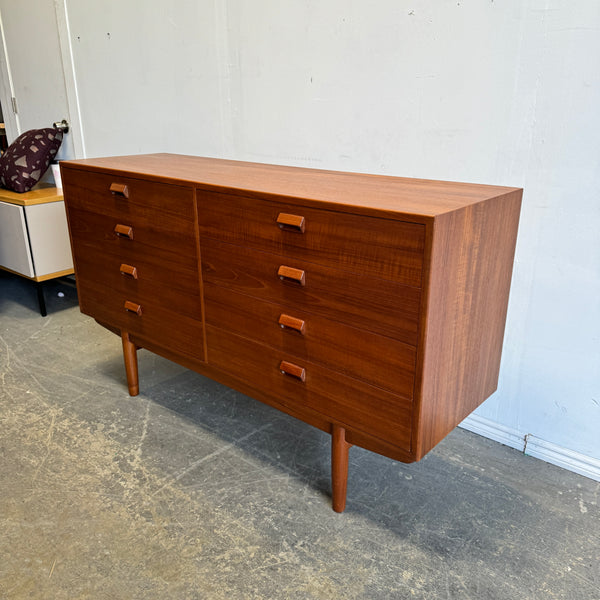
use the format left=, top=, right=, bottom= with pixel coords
left=331, top=424, right=352, bottom=513
left=121, top=331, right=139, bottom=396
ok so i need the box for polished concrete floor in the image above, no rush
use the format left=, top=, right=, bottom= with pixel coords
left=0, top=271, right=598, bottom=600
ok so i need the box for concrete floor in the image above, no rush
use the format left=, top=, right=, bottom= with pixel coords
left=0, top=271, right=598, bottom=600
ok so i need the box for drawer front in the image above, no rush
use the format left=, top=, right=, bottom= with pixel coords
left=201, top=239, right=421, bottom=345
left=204, top=285, right=415, bottom=399
left=63, top=168, right=195, bottom=219
left=74, top=249, right=202, bottom=320
left=77, top=279, right=204, bottom=361
left=198, top=191, right=425, bottom=287
left=70, top=234, right=200, bottom=294
left=206, top=325, right=412, bottom=450
left=67, top=205, right=197, bottom=268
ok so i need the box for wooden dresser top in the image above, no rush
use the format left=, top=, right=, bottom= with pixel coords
left=62, top=154, right=521, bottom=222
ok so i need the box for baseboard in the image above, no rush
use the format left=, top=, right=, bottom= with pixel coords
left=459, top=414, right=525, bottom=452
left=459, top=414, right=600, bottom=483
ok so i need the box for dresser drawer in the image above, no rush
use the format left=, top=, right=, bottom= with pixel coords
left=63, top=169, right=195, bottom=219
left=204, top=286, right=415, bottom=398
left=198, top=191, right=425, bottom=286
left=67, top=205, right=197, bottom=268
left=70, top=233, right=200, bottom=291
left=202, top=240, right=421, bottom=345
left=74, top=249, right=202, bottom=320
left=77, top=279, right=205, bottom=361
left=206, top=325, right=412, bottom=450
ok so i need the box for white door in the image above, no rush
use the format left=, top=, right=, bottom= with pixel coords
left=0, top=0, right=83, bottom=160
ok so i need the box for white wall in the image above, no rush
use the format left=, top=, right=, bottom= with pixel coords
left=64, top=1, right=600, bottom=472
left=66, top=1, right=225, bottom=158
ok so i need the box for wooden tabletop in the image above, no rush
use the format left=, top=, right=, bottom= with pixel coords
left=61, top=154, right=521, bottom=221
left=0, top=185, right=63, bottom=206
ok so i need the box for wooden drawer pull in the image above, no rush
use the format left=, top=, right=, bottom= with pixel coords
left=110, top=182, right=129, bottom=198
left=114, top=224, right=134, bottom=239
left=279, top=360, right=306, bottom=382
left=277, top=212, right=305, bottom=233
left=277, top=265, right=306, bottom=286
left=124, top=300, right=142, bottom=316
left=278, top=314, right=306, bottom=335
left=119, top=263, right=138, bottom=279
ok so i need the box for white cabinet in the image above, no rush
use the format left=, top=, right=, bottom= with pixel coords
left=0, top=185, right=74, bottom=315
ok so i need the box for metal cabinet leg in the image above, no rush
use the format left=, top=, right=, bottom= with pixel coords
left=35, top=282, right=47, bottom=317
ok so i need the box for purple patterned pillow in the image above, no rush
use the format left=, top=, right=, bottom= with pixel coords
left=0, top=128, right=63, bottom=193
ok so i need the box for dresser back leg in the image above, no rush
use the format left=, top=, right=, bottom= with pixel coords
left=121, top=331, right=139, bottom=396
left=331, top=424, right=352, bottom=512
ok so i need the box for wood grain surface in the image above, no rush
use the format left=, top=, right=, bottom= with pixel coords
left=201, top=239, right=421, bottom=345
left=206, top=325, right=413, bottom=449
left=413, top=190, right=522, bottom=459
left=204, top=285, right=416, bottom=398
left=197, top=190, right=425, bottom=286
left=62, top=154, right=520, bottom=220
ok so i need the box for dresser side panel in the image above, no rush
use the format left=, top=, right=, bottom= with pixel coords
left=413, top=189, right=522, bottom=459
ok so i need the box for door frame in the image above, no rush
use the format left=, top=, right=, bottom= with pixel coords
left=0, top=8, right=20, bottom=143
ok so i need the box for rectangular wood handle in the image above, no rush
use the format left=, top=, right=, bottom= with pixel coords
left=110, top=182, right=129, bottom=198
left=278, top=314, right=306, bottom=335
left=114, top=224, right=134, bottom=239
left=279, top=360, right=306, bottom=382
left=119, top=264, right=138, bottom=279
left=277, top=212, right=305, bottom=233
left=277, top=265, right=306, bottom=286
left=124, top=300, right=142, bottom=316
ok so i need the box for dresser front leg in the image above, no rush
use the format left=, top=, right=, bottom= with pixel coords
left=331, top=424, right=352, bottom=513
left=121, top=331, right=139, bottom=396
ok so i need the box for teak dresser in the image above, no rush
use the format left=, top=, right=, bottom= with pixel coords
left=61, top=154, right=522, bottom=512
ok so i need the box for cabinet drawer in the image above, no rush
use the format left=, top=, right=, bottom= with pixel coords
left=77, top=279, right=205, bottom=362
left=67, top=205, right=197, bottom=268
left=198, top=192, right=425, bottom=286
left=63, top=168, right=195, bottom=219
left=74, top=250, right=202, bottom=320
left=207, top=325, right=412, bottom=450
left=70, top=233, right=200, bottom=292
left=204, top=286, right=415, bottom=398
left=202, top=239, right=421, bottom=345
